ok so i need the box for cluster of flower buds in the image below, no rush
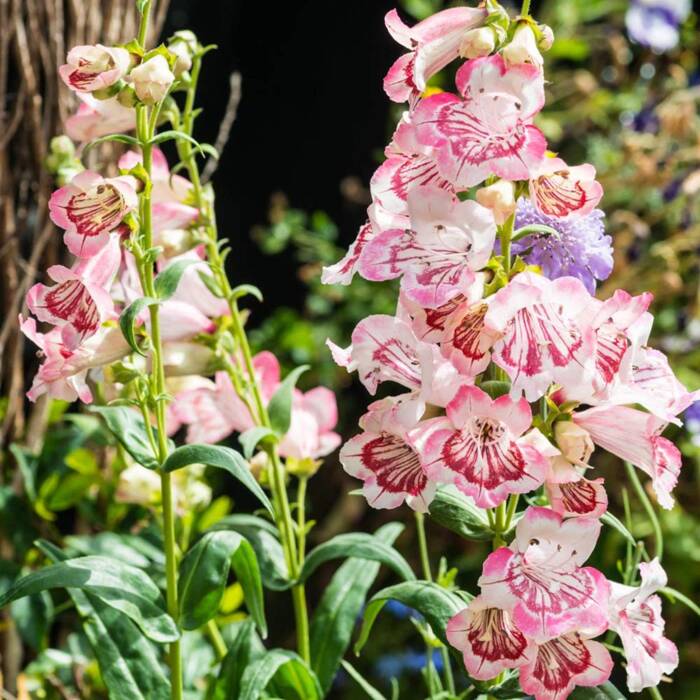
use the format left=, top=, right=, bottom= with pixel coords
left=323, top=4, right=693, bottom=697
left=23, top=34, right=340, bottom=504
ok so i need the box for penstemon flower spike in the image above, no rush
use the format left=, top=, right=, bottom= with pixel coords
left=323, top=1, right=694, bottom=698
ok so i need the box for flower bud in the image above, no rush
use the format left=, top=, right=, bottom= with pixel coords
left=116, top=464, right=161, bottom=506
left=502, top=24, right=543, bottom=69
left=476, top=180, right=516, bottom=225
left=554, top=420, right=594, bottom=466
left=129, top=55, right=175, bottom=104
left=168, top=42, right=192, bottom=77
left=538, top=24, right=555, bottom=51
left=59, top=44, right=130, bottom=93
left=459, top=27, right=496, bottom=59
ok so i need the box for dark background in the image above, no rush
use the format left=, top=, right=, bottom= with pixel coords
left=162, top=0, right=396, bottom=314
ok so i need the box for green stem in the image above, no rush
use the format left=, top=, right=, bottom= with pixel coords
left=499, top=213, right=515, bottom=275
left=521, top=0, right=532, bottom=17
left=205, top=619, right=228, bottom=662
left=648, top=686, right=663, bottom=700
left=137, top=0, right=153, bottom=47
left=174, top=54, right=310, bottom=662
left=297, top=476, right=308, bottom=561
left=504, top=494, right=519, bottom=532
left=414, top=513, right=455, bottom=696
left=624, top=461, right=663, bottom=561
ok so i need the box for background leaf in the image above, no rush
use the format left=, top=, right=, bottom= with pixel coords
left=267, top=365, right=309, bottom=435
left=238, top=649, right=322, bottom=700
left=90, top=405, right=159, bottom=469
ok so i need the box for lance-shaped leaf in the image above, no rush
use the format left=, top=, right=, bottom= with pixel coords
left=207, top=619, right=265, bottom=700
left=178, top=531, right=266, bottom=636
left=310, top=522, right=404, bottom=695
left=239, top=649, right=322, bottom=700
left=208, top=515, right=290, bottom=590
left=427, top=485, right=493, bottom=541
left=89, top=405, right=159, bottom=469
left=119, top=296, right=160, bottom=355
left=0, top=552, right=178, bottom=643
left=154, top=258, right=198, bottom=299
left=162, top=444, right=273, bottom=517
left=239, top=426, right=277, bottom=460
left=38, top=541, right=171, bottom=700
left=299, top=532, right=415, bottom=584
left=355, top=581, right=465, bottom=654
left=340, top=661, right=387, bottom=700
left=267, top=365, right=309, bottom=435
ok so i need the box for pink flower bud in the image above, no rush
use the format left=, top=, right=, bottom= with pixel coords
left=476, top=180, right=516, bottom=225
left=59, top=44, right=130, bottom=93
left=554, top=420, right=594, bottom=466
left=129, top=55, right=175, bottom=104
left=538, top=24, right=555, bottom=51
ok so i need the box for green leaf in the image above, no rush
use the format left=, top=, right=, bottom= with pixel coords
left=0, top=550, right=178, bottom=643
left=355, top=581, right=465, bottom=654
left=310, top=522, right=403, bottom=695
left=230, top=284, right=263, bottom=303
left=239, top=426, right=277, bottom=460
left=267, top=365, right=309, bottom=435
left=299, top=532, right=414, bottom=585
left=150, top=130, right=218, bottom=159
left=601, top=512, right=637, bottom=547
left=428, top=486, right=492, bottom=541
left=10, top=590, right=53, bottom=651
left=65, top=533, right=165, bottom=570
left=570, top=682, right=627, bottom=699
left=208, top=619, right=265, bottom=700
left=479, top=380, right=512, bottom=399
left=162, top=444, right=273, bottom=516
left=119, top=296, right=160, bottom=355
left=84, top=133, right=140, bottom=155
left=178, top=531, right=266, bottom=636
left=9, top=443, right=37, bottom=502
left=340, top=660, right=387, bottom=700
left=208, top=515, right=290, bottom=590
left=239, top=649, right=322, bottom=700
left=154, top=259, right=198, bottom=299
left=38, top=541, right=171, bottom=700
left=89, top=405, right=159, bottom=469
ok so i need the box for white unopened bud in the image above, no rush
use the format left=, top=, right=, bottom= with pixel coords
left=554, top=421, right=594, bottom=466
left=502, top=24, right=543, bottom=69
left=538, top=24, right=555, bottom=51
left=168, top=42, right=192, bottom=77
left=129, top=55, right=175, bottom=104
left=476, top=180, right=516, bottom=225
left=459, top=27, right=496, bottom=59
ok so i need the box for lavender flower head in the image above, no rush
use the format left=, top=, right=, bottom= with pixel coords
left=625, top=0, right=691, bottom=52
left=511, top=198, right=613, bottom=294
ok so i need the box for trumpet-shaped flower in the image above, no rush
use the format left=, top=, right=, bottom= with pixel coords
left=49, top=170, right=137, bottom=258
left=339, top=396, right=435, bottom=511
left=411, top=385, right=549, bottom=508
left=383, top=7, right=487, bottom=103
left=573, top=405, right=681, bottom=509
left=359, top=185, right=495, bottom=308
left=26, top=234, right=121, bottom=348
left=446, top=596, right=533, bottom=680
left=65, top=93, right=136, bottom=143
left=529, top=158, right=603, bottom=221
left=414, top=54, right=546, bottom=188
left=59, top=44, right=130, bottom=93
left=609, top=559, right=678, bottom=692
left=478, top=507, right=610, bottom=641
left=519, top=632, right=613, bottom=700
left=485, top=272, right=595, bottom=401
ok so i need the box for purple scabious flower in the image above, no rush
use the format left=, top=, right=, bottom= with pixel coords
left=625, top=0, right=690, bottom=53
left=511, top=198, right=613, bottom=294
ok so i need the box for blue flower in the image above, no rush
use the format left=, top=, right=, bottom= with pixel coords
left=510, top=198, right=614, bottom=294
left=625, top=0, right=691, bottom=53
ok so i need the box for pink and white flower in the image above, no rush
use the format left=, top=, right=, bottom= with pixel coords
left=128, top=55, right=175, bottom=104
left=414, top=54, right=546, bottom=188
left=446, top=596, right=534, bottom=680
left=519, top=632, right=613, bottom=700
left=478, top=507, right=610, bottom=641
left=49, top=170, right=137, bottom=258
left=26, top=234, right=121, bottom=348
left=383, top=6, right=487, bottom=103
left=65, top=94, right=136, bottom=143
left=411, top=385, right=549, bottom=508
left=573, top=405, right=682, bottom=509
left=359, top=185, right=496, bottom=308
left=59, top=44, right=130, bottom=93
left=339, top=396, right=435, bottom=511
left=609, top=559, right=678, bottom=692
left=485, top=272, right=595, bottom=401
left=529, top=158, right=603, bottom=221
left=278, top=387, right=342, bottom=460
